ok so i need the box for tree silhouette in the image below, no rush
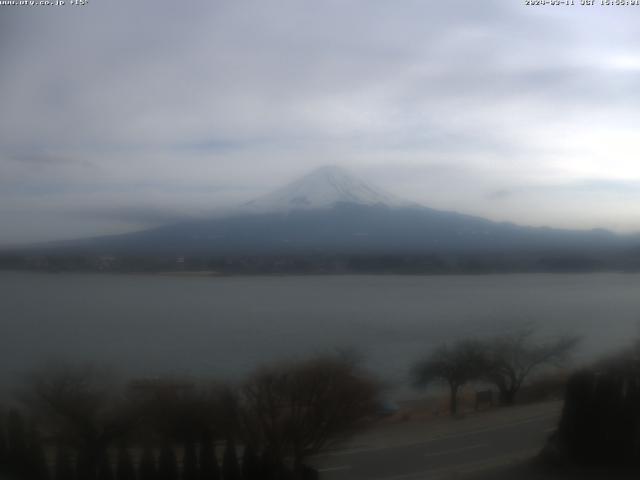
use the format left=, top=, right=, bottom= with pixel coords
left=198, top=431, right=220, bottom=480
left=54, top=447, right=75, bottom=480
left=182, top=440, right=198, bottom=480
left=241, top=354, right=379, bottom=475
left=412, top=340, right=487, bottom=415
left=7, top=409, right=29, bottom=477
left=259, top=448, right=286, bottom=480
left=128, top=378, right=227, bottom=447
left=77, top=445, right=99, bottom=480
left=0, top=411, right=7, bottom=474
left=22, top=364, right=138, bottom=480
left=222, top=439, right=241, bottom=480
left=484, top=329, right=579, bottom=405
left=157, top=444, right=178, bottom=480
left=26, top=422, right=49, bottom=480
left=97, top=452, right=114, bottom=480
left=115, top=446, right=136, bottom=480
left=552, top=343, right=640, bottom=467
left=241, top=443, right=261, bottom=480
left=138, top=446, right=157, bottom=480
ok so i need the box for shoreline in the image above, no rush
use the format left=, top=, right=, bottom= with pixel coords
left=1, top=268, right=639, bottom=278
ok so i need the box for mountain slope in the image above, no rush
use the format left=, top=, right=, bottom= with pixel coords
left=72, top=202, right=629, bottom=256
left=23, top=165, right=639, bottom=257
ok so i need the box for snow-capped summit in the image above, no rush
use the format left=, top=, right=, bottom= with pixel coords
left=241, top=165, right=408, bottom=213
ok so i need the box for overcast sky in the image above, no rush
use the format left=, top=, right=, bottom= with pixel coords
left=3, top=0, right=640, bottom=245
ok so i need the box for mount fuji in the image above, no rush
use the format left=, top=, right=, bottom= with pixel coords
left=238, top=165, right=409, bottom=213
left=50, top=165, right=635, bottom=260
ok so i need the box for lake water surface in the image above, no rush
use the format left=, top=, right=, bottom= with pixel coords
left=2, top=272, right=639, bottom=397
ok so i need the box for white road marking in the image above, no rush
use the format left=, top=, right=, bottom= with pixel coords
left=424, top=443, right=486, bottom=458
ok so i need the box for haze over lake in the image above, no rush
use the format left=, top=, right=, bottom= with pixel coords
left=2, top=271, right=639, bottom=397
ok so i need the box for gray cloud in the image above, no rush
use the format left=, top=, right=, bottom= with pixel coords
left=486, top=189, right=513, bottom=201
left=66, top=206, right=195, bottom=226
left=2, top=0, right=640, bottom=244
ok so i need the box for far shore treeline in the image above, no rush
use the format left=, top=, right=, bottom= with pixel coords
left=3, top=250, right=640, bottom=275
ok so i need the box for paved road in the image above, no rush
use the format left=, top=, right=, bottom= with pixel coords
left=313, top=401, right=562, bottom=480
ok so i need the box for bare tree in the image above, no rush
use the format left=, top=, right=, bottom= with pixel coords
left=222, top=439, right=241, bottom=480
left=484, top=329, right=579, bottom=405
left=0, top=410, right=7, bottom=474
left=240, top=354, right=380, bottom=478
left=127, top=377, right=231, bottom=443
left=20, top=363, right=137, bottom=478
left=412, top=339, right=487, bottom=415
left=198, top=429, right=221, bottom=480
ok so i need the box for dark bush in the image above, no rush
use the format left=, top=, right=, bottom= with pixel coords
left=157, top=444, right=178, bottom=480
left=97, top=453, right=114, bottom=480
left=115, top=447, right=136, bottom=480
left=222, top=439, right=241, bottom=480
left=54, top=447, right=75, bottom=480
left=138, top=447, right=157, bottom=480
left=26, top=424, right=49, bottom=480
left=552, top=345, right=640, bottom=468
left=241, top=443, right=261, bottom=480
left=7, top=410, right=28, bottom=472
left=182, top=440, right=198, bottom=480
left=198, top=431, right=220, bottom=480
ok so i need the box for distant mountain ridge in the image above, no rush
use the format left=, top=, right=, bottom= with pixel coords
left=35, top=165, right=636, bottom=258
left=0, top=166, right=640, bottom=272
